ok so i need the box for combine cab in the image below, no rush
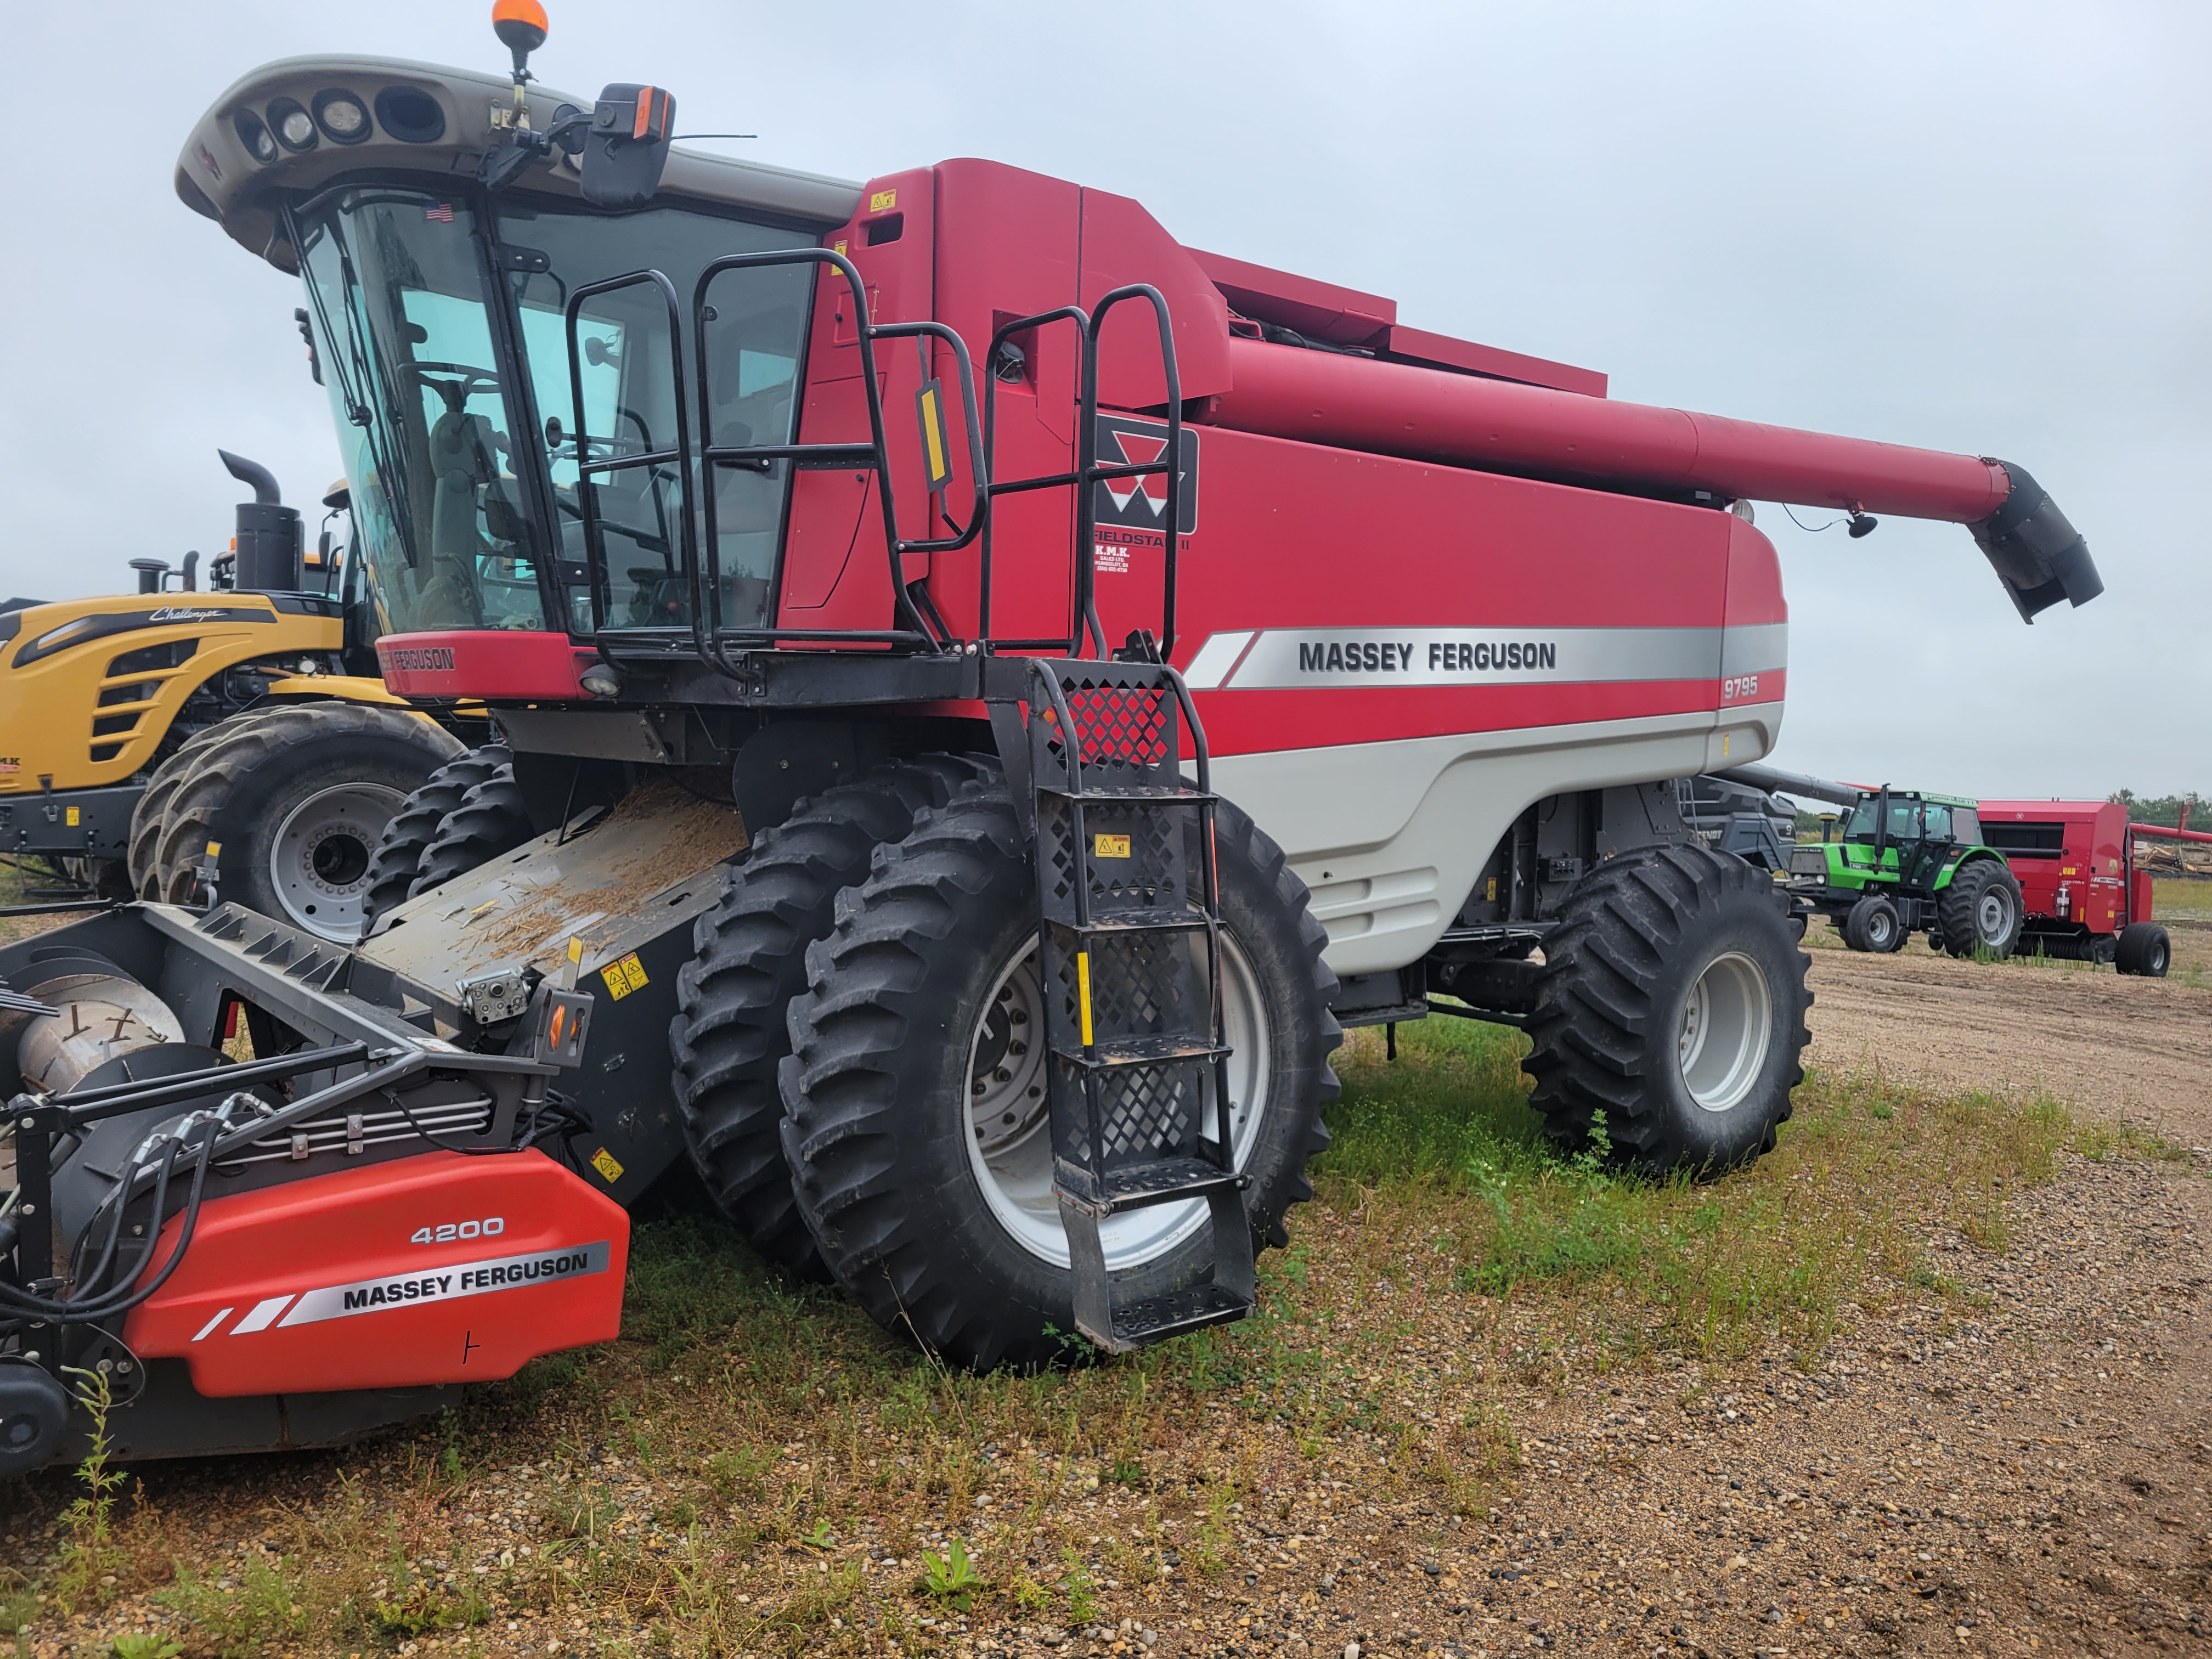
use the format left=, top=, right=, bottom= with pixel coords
left=0, top=5, right=2106, bottom=1470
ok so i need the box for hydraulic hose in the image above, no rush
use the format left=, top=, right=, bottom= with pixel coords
left=0, top=1132, right=215, bottom=1326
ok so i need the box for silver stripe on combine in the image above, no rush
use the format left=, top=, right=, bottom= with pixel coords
left=1180, top=629, right=1255, bottom=691
left=1720, top=622, right=1789, bottom=679
left=272, top=1240, right=613, bottom=1329
left=1192, top=624, right=1786, bottom=691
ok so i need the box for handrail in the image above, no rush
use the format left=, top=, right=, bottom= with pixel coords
left=978, top=287, right=1185, bottom=661
left=1080, top=285, right=1184, bottom=660
left=980, top=306, right=1091, bottom=650
left=692, top=247, right=988, bottom=670
left=562, top=269, right=701, bottom=653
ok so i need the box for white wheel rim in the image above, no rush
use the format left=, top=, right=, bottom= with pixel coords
left=1677, top=950, right=1773, bottom=1114
left=963, top=933, right=1272, bottom=1271
left=270, top=782, right=408, bottom=941
left=1977, top=887, right=2012, bottom=941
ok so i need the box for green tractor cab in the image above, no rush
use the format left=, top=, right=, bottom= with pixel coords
left=1787, top=787, right=2025, bottom=958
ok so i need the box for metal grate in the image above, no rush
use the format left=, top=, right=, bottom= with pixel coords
left=1051, top=1056, right=1208, bottom=1163
left=1037, top=669, right=1180, bottom=791
left=1039, top=797, right=1197, bottom=921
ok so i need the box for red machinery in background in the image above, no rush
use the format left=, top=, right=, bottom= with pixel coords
left=1980, top=800, right=2196, bottom=974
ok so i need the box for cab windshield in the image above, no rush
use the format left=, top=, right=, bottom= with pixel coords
left=295, top=189, right=548, bottom=633
left=1843, top=797, right=1953, bottom=843
left=294, top=184, right=817, bottom=639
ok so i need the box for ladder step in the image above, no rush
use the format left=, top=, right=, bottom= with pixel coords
left=1086, top=1283, right=1255, bottom=1353
left=1048, top=909, right=1212, bottom=936
left=1038, top=783, right=1216, bottom=804
left=1053, top=1034, right=1229, bottom=1070
left=1058, top=1154, right=1246, bottom=1214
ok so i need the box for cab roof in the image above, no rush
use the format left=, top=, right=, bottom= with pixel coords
left=1858, top=788, right=1980, bottom=810
left=176, top=54, right=863, bottom=271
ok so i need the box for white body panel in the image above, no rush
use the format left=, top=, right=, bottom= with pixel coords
left=1212, top=701, right=1786, bottom=978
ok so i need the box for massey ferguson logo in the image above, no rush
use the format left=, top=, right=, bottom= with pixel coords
left=382, top=645, right=458, bottom=673
left=1092, top=416, right=1198, bottom=536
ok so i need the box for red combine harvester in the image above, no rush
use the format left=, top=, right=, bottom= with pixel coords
left=1980, top=800, right=2189, bottom=974
left=0, top=5, right=2106, bottom=1469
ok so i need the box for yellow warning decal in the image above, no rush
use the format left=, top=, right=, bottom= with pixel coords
left=599, top=951, right=650, bottom=1000
left=1093, top=833, right=1131, bottom=859
left=915, top=381, right=950, bottom=492
left=590, top=1147, right=625, bottom=1184
left=205, top=841, right=222, bottom=857
left=1485, top=877, right=1498, bottom=902
left=1076, top=950, right=1094, bottom=1048
left=868, top=188, right=898, bottom=212
left=65, top=807, right=79, bottom=827
left=832, top=239, right=848, bottom=258
left=567, top=936, right=585, bottom=966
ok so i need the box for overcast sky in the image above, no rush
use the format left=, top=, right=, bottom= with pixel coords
left=5, top=1, right=2204, bottom=798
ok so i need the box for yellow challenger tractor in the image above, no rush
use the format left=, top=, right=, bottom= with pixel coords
left=0, top=452, right=473, bottom=938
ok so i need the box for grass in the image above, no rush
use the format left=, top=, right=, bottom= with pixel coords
left=0, top=1018, right=2179, bottom=1657
left=1318, top=1018, right=2083, bottom=1361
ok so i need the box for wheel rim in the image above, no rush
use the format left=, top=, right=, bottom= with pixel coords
left=270, top=782, right=408, bottom=941
left=1977, top=885, right=2014, bottom=943
left=1676, top=950, right=1773, bottom=1114
left=1870, top=910, right=1894, bottom=948
left=963, top=934, right=1272, bottom=1271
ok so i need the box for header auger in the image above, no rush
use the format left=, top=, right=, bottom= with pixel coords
left=0, top=2, right=2104, bottom=1471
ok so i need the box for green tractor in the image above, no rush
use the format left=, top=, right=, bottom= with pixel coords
left=1787, top=786, right=2025, bottom=957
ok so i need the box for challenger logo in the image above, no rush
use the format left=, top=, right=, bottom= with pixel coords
left=146, top=606, right=230, bottom=624
left=1092, top=416, right=1198, bottom=537
left=382, top=645, right=458, bottom=673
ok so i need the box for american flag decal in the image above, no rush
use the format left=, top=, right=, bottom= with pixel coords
left=425, top=201, right=455, bottom=223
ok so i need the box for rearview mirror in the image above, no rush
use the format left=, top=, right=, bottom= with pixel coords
left=580, top=83, right=675, bottom=208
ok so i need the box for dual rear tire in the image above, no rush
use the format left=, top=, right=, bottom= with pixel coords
left=670, top=760, right=1341, bottom=1368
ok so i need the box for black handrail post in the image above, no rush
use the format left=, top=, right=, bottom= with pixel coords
left=979, top=307, right=1091, bottom=654
left=682, top=249, right=993, bottom=666
left=1084, top=285, right=1183, bottom=661
left=562, top=269, right=701, bottom=661
left=1074, top=320, right=1104, bottom=658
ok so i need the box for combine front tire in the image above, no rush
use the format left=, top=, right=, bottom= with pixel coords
left=669, top=755, right=989, bottom=1277
left=2114, top=922, right=2171, bottom=978
left=776, top=774, right=1338, bottom=1369
left=1524, top=844, right=1811, bottom=1176
left=1842, top=894, right=1902, bottom=953
left=359, top=744, right=513, bottom=934
left=150, top=704, right=462, bottom=941
left=1937, top=860, right=2024, bottom=960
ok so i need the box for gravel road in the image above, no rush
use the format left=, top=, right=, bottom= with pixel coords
left=1802, top=923, right=2212, bottom=1147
